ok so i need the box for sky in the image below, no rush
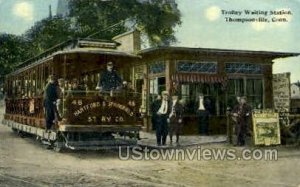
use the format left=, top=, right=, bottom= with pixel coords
left=0, top=0, right=299, bottom=82
left=175, top=0, right=300, bottom=82
left=0, top=0, right=58, bottom=34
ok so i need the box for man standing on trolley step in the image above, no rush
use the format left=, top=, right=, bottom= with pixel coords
left=43, top=75, right=59, bottom=132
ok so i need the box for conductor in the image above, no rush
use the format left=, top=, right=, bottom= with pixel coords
left=97, top=61, right=122, bottom=92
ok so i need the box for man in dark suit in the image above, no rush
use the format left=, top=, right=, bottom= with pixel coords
left=97, top=61, right=122, bottom=92
left=154, top=91, right=171, bottom=146
left=231, top=96, right=252, bottom=146
left=150, top=95, right=161, bottom=131
left=168, top=94, right=184, bottom=145
left=195, top=94, right=212, bottom=135
left=43, top=75, right=59, bottom=131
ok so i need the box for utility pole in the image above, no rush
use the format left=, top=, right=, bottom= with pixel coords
left=49, top=5, right=52, bottom=18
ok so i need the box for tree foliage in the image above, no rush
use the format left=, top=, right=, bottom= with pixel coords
left=24, top=16, right=74, bottom=54
left=68, top=0, right=181, bottom=46
left=134, top=0, right=181, bottom=45
left=0, top=34, right=31, bottom=76
left=0, top=0, right=181, bottom=77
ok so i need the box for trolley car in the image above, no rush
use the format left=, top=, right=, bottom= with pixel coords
left=2, top=38, right=143, bottom=151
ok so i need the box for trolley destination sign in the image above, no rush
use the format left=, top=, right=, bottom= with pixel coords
left=72, top=100, right=135, bottom=117
left=66, top=95, right=139, bottom=125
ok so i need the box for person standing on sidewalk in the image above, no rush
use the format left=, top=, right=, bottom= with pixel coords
left=155, top=91, right=171, bottom=146
left=168, top=94, right=184, bottom=145
left=151, top=94, right=161, bottom=131
left=231, top=96, right=252, bottom=146
left=195, top=93, right=212, bottom=135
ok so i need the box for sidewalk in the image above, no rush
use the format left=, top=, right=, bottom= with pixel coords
left=138, top=131, right=227, bottom=148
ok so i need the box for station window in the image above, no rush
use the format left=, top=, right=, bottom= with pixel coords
left=176, top=61, right=217, bottom=73
left=149, top=62, right=165, bottom=74
left=246, top=79, right=263, bottom=109
left=149, top=77, right=166, bottom=95
left=227, top=79, right=244, bottom=109
left=180, top=84, right=190, bottom=103
left=227, top=78, right=263, bottom=109
left=180, top=83, right=220, bottom=115
left=225, top=63, right=262, bottom=74
left=149, top=77, right=166, bottom=104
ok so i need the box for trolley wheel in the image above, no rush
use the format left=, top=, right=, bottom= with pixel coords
left=53, top=143, right=64, bottom=152
left=52, top=134, right=65, bottom=152
left=18, top=131, right=25, bottom=138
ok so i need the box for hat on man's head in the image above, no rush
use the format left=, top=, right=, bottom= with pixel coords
left=107, top=61, right=113, bottom=66
left=49, top=74, right=57, bottom=81
left=161, top=91, right=169, bottom=96
left=171, top=90, right=180, bottom=97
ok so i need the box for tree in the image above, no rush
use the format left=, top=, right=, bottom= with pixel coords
left=24, top=16, right=74, bottom=54
left=134, top=0, right=181, bottom=46
left=0, top=34, right=31, bottom=76
left=23, top=0, right=181, bottom=56
left=20, top=0, right=181, bottom=62
left=68, top=0, right=181, bottom=46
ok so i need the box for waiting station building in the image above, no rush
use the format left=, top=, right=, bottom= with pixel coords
left=115, top=31, right=299, bottom=134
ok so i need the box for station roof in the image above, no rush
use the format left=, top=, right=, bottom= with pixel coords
left=139, top=46, right=300, bottom=59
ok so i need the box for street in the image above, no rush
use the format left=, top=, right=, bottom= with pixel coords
left=1, top=122, right=300, bottom=187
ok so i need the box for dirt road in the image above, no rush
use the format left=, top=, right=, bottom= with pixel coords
left=1, top=124, right=300, bottom=187
left=1, top=98, right=300, bottom=187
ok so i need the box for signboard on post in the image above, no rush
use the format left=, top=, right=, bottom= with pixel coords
left=273, top=73, right=291, bottom=126
left=252, top=110, right=281, bottom=145
left=273, top=73, right=291, bottom=112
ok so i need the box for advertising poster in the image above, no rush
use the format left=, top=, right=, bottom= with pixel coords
left=252, top=111, right=281, bottom=145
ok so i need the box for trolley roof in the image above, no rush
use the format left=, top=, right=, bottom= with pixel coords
left=8, top=38, right=140, bottom=76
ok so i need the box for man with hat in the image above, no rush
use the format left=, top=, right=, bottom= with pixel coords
left=97, top=61, right=122, bottom=92
left=154, top=91, right=171, bottom=146
left=168, top=93, right=184, bottom=145
left=231, top=96, right=252, bottom=146
left=43, top=75, right=59, bottom=131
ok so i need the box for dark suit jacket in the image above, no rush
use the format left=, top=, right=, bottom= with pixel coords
left=232, top=103, right=252, bottom=126
left=43, top=82, right=58, bottom=106
left=169, top=101, right=184, bottom=120
left=99, top=69, right=122, bottom=91
left=151, top=99, right=161, bottom=117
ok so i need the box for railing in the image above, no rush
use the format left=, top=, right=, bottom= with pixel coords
left=5, top=90, right=142, bottom=126
left=5, top=97, right=44, bottom=118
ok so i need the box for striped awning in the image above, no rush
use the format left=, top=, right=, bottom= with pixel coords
left=171, top=73, right=227, bottom=84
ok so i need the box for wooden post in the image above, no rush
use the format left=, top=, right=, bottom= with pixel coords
left=142, top=63, right=149, bottom=131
